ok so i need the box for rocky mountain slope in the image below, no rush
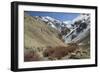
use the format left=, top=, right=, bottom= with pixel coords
left=24, top=14, right=67, bottom=50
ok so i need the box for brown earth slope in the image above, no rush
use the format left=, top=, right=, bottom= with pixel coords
left=24, top=14, right=67, bottom=50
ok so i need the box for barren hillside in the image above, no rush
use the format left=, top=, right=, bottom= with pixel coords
left=24, top=14, right=67, bottom=50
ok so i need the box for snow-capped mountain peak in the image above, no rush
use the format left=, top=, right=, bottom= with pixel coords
left=45, top=16, right=55, bottom=21
left=62, top=21, right=72, bottom=29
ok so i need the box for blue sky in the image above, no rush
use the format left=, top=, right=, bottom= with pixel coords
left=25, top=11, right=80, bottom=22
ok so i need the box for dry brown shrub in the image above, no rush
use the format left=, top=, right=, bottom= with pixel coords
left=43, top=43, right=79, bottom=59
left=24, top=50, right=41, bottom=61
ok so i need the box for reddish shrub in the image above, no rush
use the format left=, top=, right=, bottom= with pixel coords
left=43, top=43, right=79, bottom=59
left=24, top=50, right=41, bottom=61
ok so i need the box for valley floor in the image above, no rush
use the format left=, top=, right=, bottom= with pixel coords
left=24, top=43, right=90, bottom=62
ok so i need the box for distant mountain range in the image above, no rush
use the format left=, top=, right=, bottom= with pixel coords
left=24, top=13, right=90, bottom=47
left=34, top=16, right=71, bottom=34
